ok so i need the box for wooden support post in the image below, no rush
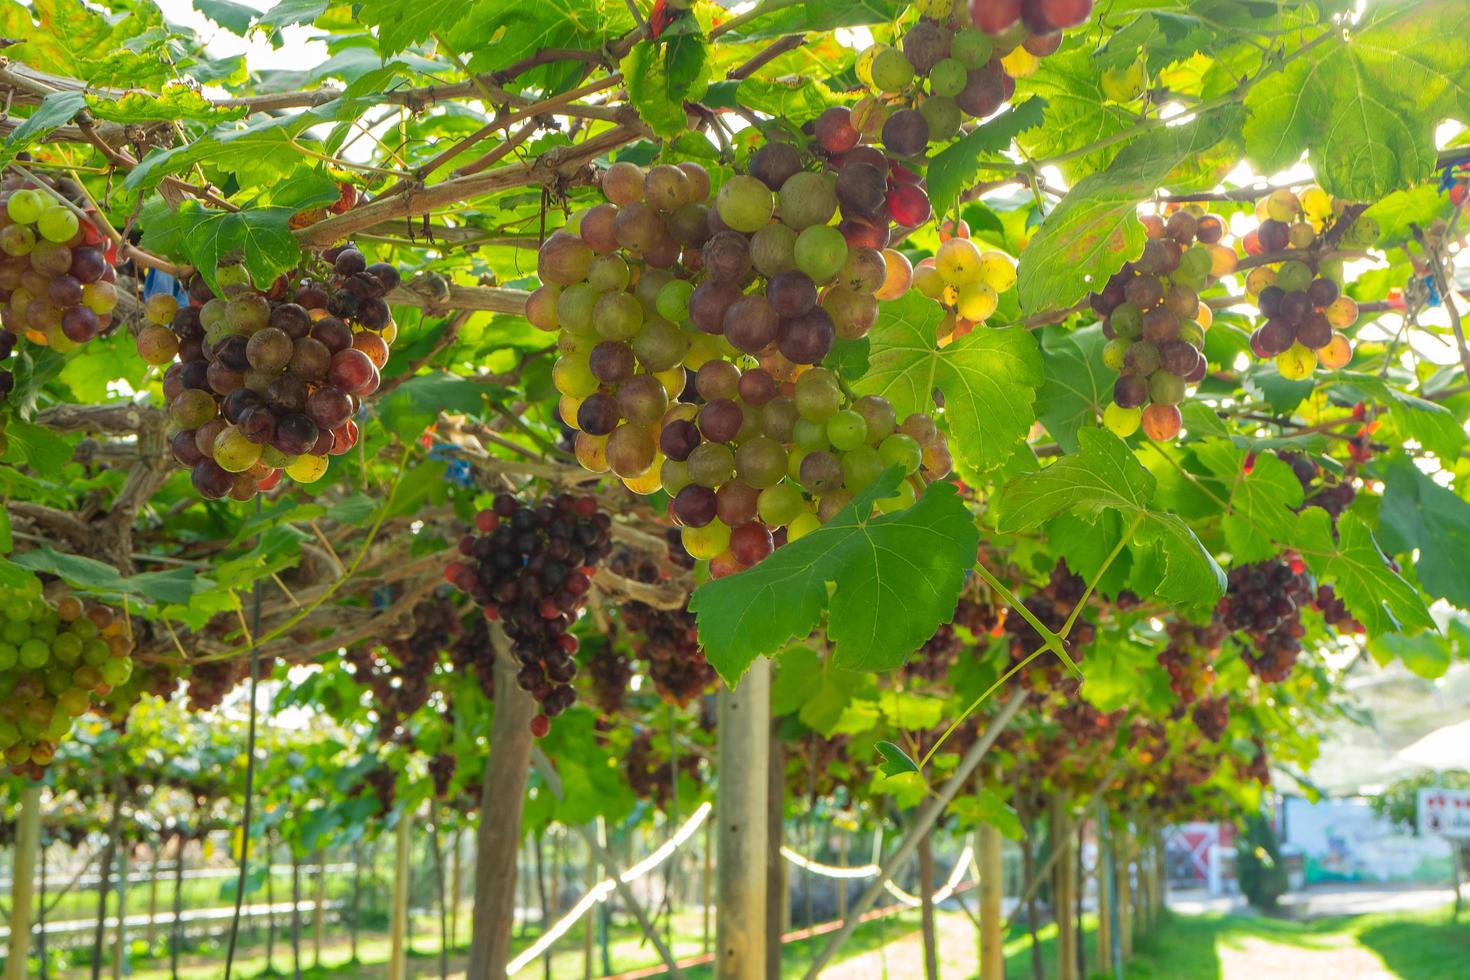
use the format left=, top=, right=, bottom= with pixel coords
left=112, top=837, right=128, bottom=980
left=701, top=817, right=713, bottom=957
left=1096, top=803, right=1112, bottom=978
left=717, top=657, right=770, bottom=980
left=451, top=831, right=462, bottom=950
left=1050, top=797, right=1077, bottom=980
left=764, top=706, right=784, bottom=980
left=1118, top=830, right=1133, bottom=961
left=292, top=855, right=303, bottom=980
left=171, top=834, right=185, bottom=980
left=146, top=838, right=161, bottom=949
left=389, top=812, right=412, bottom=980
left=918, top=829, right=939, bottom=980
left=468, top=644, right=536, bottom=978
left=313, top=849, right=326, bottom=967
left=978, top=817, right=1003, bottom=980
left=583, top=828, right=597, bottom=979
left=5, top=783, right=42, bottom=980
left=836, top=833, right=850, bottom=924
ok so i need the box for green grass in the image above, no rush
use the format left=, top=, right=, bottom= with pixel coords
left=1122, top=905, right=1470, bottom=979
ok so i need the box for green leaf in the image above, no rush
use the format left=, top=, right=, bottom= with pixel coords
left=375, top=372, right=494, bottom=440
left=1367, top=631, right=1452, bottom=679
left=1193, top=441, right=1303, bottom=564
left=1328, top=373, right=1465, bottom=461
left=1017, top=106, right=1240, bottom=316
left=877, top=690, right=944, bottom=732
left=0, top=91, right=87, bottom=167
left=1295, top=510, right=1434, bottom=637
left=950, top=788, right=1023, bottom=839
left=140, top=201, right=300, bottom=296
left=1376, top=455, right=1470, bottom=609
left=1362, top=184, right=1450, bottom=244
left=1015, top=49, right=1138, bottom=179
left=875, top=740, right=919, bottom=777
left=927, top=98, right=1046, bottom=217
left=1243, top=3, right=1470, bottom=199
left=194, top=0, right=257, bottom=34
left=87, top=85, right=247, bottom=124
left=849, top=292, right=1043, bottom=473
left=255, top=0, right=328, bottom=34
left=1035, top=324, right=1109, bottom=454
left=723, top=0, right=901, bottom=41
left=447, top=0, right=630, bottom=87
left=997, top=428, right=1226, bottom=607
left=1, top=419, right=73, bottom=472
left=10, top=546, right=202, bottom=605
left=732, top=76, right=846, bottom=123
left=0, top=508, right=11, bottom=555
left=620, top=35, right=710, bottom=141
left=689, top=470, right=980, bottom=685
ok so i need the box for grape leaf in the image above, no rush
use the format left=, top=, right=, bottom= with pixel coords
left=1, top=419, right=73, bottom=472
left=447, top=0, right=631, bottom=88
left=1328, top=373, right=1465, bottom=461
left=1243, top=2, right=1470, bottom=199
left=1193, top=440, right=1304, bottom=564
left=848, top=292, right=1043, bottom=473
left=620, top=34, right=711, bottom=141
left=950, top=788, right=1023, bottom=839
left=730, top=76, right=848, bottom=124
left=689, top=469, right=980, bottom=685
left=194, top=0, right=257, bottom=35
left=721, top=0, right=901, bottom=42
left=1294, top=509, right=1434, bottom=637
left=87, top=85, right=247, bottom=124
left=1376, top=455, right=1470, bottom=609
left=1035, top=324, right=1109, bottom=454
left=927, top=98, right=1046, bottom=217
left=375, top=372, right=498, bottom=440
left=876, top=740, right=919, bottom=777
left=0, top=91, right=86, bottom=168
left=1016, top=106, right=1240, bottom=316
left=141, top=202, right=300, bottom=296
left=1367, top=631, right=1452, bottom=679
left=10, top=546, right=203, bottom=605
left=1077, top=637, right=1173, bottom=715
left=0, top=0, right=169, bottom=87
left=1015, top=49, right=1137, bottom=180
left=1363, top=184, right=1451, bottom=244
left=255, top=0, right=328, bottom=34
left=996, top=428, right=1226, bottom=608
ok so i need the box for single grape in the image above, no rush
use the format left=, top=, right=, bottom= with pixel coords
left=778, top=171, right=838, bottom=230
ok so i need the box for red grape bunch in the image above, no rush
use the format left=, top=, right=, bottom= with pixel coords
left=855, top=0, right=1085, bottom=147
left=1156, top=618, right=1226, bottom=705
left=1190, top=695, right=1229, bottom=742
left=1240, top=187, right=1367, bottom=377
left=1215, top=558, right=1315, bottom=682
left=536, top=156, right=950, bottom=578
left=0, top=576, right=137, bottom=778
left=1001, top=560, right=1095, bottom=696
left=585, top=643, right=634, bottom=715
left=444, top=492, right=613, bottom=736
left=157, top=244, right=401, bottom=501
left=624, top=727, right=702, bottom=809
left=343, top=597, right=462, bottom=739
left=0, top=170, right=118, bottom=353
left=1089, top=210, right=1231, bottom=441
left=609, top=549, right=717, bottom=705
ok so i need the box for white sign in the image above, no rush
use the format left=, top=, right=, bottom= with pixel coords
left=1417, top=788, right=1470, bottom=839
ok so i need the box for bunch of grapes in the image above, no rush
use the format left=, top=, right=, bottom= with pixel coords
left=1244, top=738, right=1271, bottom=785
left=854, top=0, right=1084, bottom=147
left=182, top=654, right=270, bottom=712
left=353, top=762, right=397, bottom=814
left=1216, top=558, right=1314, bottom=682
left=428, top=752, right=456, bottom=799
left=911, top=224, right=1017, bottom=341
left=585, top=644, right=634, bottom=715
left=158, top=244, right=401, bottom=501
left=1240, top=187, right=1368, bottom=378
left=1156, top=619, right=1225, bottom=704
left=624, top=728, right=701, bottom=808
left=1190, top=695, right=1229, bottom=742
left=1273, top=449, right=1358, bottom=523
left=1090, top=210, right=1232, bottom=441
left=0, top=577, right=136, bottom=777
left=906, top=623, right=963, bottom=682
left=447, top=613, right=496, bottom=700
left=0, top=171, right=118, bottom=352
left=445, top=493, right=613, bottom=736
left=609, top=549, right=716, bottom=705
left=537, top=157, right=949, bottom=577
left=1313, top=584, right=1362, bottom=634
left=344, top=598, right=461, bottom=739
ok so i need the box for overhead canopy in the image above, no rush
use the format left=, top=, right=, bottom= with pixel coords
left=1397, top=718, right=1470, bottom=772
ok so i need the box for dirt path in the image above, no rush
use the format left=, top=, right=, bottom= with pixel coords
left=817, top=908, right=977, bottom=979
left=1216, top=934, right=1394, bottom=979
